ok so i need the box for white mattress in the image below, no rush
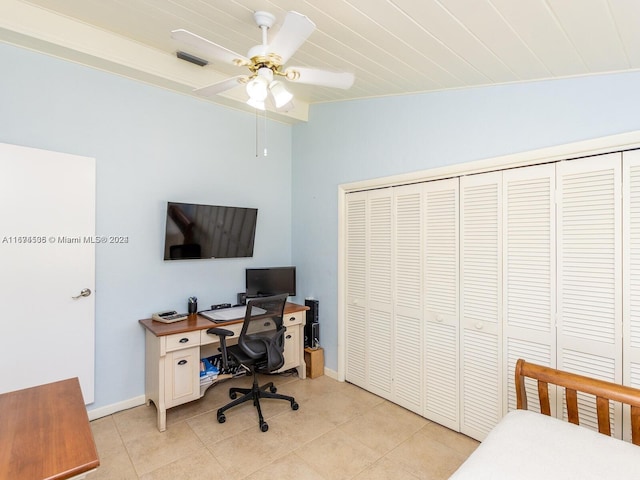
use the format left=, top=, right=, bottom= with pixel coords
left=449, top=409, right=640, bottom=479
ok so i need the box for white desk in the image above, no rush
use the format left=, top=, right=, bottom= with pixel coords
left=139, top=302, right=308, bottom=431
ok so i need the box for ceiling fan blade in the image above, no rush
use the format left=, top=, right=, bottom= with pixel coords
left=285, top=67, right=355, bottom=89
left=171, top=29, right=250, bottom=66
left=194, top=76, right=246, bottom=97
left=267, top=11, right=316, bottom=64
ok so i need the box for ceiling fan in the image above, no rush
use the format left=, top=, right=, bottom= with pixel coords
left=171, top=10, right=355, bottom=111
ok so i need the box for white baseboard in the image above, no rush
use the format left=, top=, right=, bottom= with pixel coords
left=324, top=366, right=339, bottom=380
left=87, top=395, right=146, bottom=421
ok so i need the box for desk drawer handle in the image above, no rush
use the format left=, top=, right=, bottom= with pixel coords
left=286, top=334, right=292, bottom=339
left=178, top=360, right=188, bottom=365
left=179, top=338, right=189, bottom=343
left=288, top=317, right=295, bottom=322
left=264, top=322, right=271, bottom=327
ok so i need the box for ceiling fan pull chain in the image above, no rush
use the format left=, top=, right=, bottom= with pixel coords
left=263, top=108, right=268, bottom=157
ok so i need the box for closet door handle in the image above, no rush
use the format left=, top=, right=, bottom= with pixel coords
left=475, top=322, right=484, bottom=330
left=178, top=359, right=187, bottom=365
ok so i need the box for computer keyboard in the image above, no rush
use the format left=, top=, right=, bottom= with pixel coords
left=200, top=305, right=266, bottom=322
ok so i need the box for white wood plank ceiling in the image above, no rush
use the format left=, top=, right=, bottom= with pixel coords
left=1, top=0, right=639, bottom=122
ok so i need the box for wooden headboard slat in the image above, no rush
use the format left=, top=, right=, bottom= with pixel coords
left=596, top=396, right=611, bottom=436
left=538, top=381, right=551, bottom=415
left=566, top=388, right=579, bottom=425
left=631, top=405, right=640, bottom=445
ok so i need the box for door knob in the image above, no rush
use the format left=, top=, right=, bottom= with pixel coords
left=72, top=288, right=92, bottom=299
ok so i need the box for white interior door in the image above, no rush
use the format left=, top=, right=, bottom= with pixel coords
left=423, top=177, right=459, bottom=430
left=623, top=149, right=640, bottom=440
left=460, top=170, right=503, bottom=441
left=502, top=163, right=556, bottom=415
left=556, top=154, right=622, bottom=436
left=366, top=188, right=394, bottom=398
left=0, top=143, right=95, bottom=403
left=393, top=183, right=423, bottom=414
left=345, top=191, right=367, bottom=388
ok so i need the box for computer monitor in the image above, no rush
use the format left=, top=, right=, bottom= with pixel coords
left=245, top=266, right=296, bottom=298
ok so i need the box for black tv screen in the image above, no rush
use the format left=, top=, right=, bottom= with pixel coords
left=246, top=266, right=296, bottom=297
left=163, top=202, right=257, bottom=260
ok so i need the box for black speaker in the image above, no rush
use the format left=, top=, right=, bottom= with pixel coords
left=237, top=292, right=247, bottom=305
left=305, top=299, right=319, bottom=347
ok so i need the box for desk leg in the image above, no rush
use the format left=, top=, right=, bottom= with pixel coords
left=297, top=322, right=306, bottom=379
left=146, top=398, right=167, bottom=432
left=157, top=406, right=167, bottom=432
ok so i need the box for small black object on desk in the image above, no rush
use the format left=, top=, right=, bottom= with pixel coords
left=188, top=296, right=197, bottom=314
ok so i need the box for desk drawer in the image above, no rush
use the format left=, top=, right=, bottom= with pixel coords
left=200, top=323, right=242, bottom=345
left=283, top=311, right=303, bottom=327
left=165, top=331, right=200, bottom=352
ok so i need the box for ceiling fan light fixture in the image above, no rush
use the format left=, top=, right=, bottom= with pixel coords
left=269, top=80, right=293, bottom=108
left=246, top=75, right=269, bottom=102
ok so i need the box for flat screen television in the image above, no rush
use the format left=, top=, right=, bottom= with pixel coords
left=246, top=266, right=296, bottom=298
left=163, top=202, right=257, bottom=260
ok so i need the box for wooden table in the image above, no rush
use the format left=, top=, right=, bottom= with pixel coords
left=0, top=378, right=99, bottom=480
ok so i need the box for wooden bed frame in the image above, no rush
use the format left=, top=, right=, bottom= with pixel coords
left=515, top=358, right=640, bottom=445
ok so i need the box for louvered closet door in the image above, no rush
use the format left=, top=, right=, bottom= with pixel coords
left=460, top=171, right=503, bottom=441
left=392, top=184, right=424, bottom=413
left=623, top=149, right=640, bottom=441
left=502, top=164, right=556, bottom=415
left=556, top=154, right=622, bottom=437
left=345, top=191, right=368, bottom=388
left=366, top=188, right=394, bottom=397
left=423, top=177, right=460, bottom=430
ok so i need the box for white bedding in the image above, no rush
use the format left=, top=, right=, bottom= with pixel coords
left=449, top=409, right=640, bottom=479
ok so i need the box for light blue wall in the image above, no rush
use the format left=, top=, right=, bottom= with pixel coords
left=5, top=37, right=640, bottom=409
left=292, top=72, right=640, bottom=371
left=0, top=42, right=293, bottom=410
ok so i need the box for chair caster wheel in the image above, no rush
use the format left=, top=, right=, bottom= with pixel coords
left=260, top=422, right=269, bottom=432
left=291, top=402, right=299, bottom=410
left=270, top=386, right=277, bottom=393
left=217, top=413, right=226, bottom=424
left=230, top=392, right=237, bottom=399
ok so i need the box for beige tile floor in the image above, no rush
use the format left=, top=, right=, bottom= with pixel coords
left=90, top=373, right=478, bottom=479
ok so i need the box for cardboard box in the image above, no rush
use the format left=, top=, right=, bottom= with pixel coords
left=304, top=347, right=324, bottom=379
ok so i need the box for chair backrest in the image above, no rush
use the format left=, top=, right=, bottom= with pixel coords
left=238, top=294, right=288, bottom=372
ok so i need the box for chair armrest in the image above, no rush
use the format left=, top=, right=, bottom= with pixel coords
left=207, top=327, right=234, bottom=337
left=207, top=327, right=234, bottom=370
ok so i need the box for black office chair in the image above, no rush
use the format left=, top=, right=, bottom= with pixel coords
left=208, top=294, right=299, bottom=432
